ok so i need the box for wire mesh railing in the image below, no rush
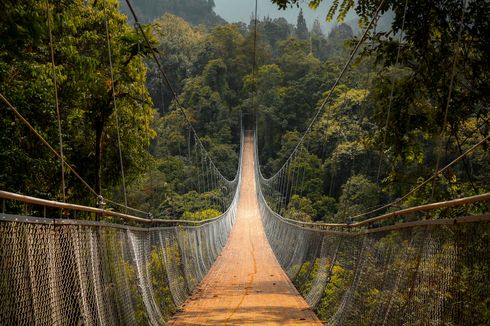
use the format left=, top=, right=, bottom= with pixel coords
left=0, top=131, right=244, bottom=326
left=254, top=133, right=490, bottom=325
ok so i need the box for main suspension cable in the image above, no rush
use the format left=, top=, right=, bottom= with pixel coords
left=261, top=0, right=386, bottom=180
left=124, top=0, right=232, bottom=182
left=0, top=92, right=151, bottom=217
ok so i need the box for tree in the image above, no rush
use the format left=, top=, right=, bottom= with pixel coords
left=242, top=64, right=285, bottom=165
left=295, top=8, right=309, bottom=40
left=57, top=0, right=155, bottom=197
left=147, top=14, right=205, bottom=114
left=337, top=174, right=379, bottom=221
left=285, top=194, right=316, bottom=222
left=325, top=23, right=353, bottom=58
left=277, top=37, right=320, bottom=81
left=311, top=19, right=323, bottom=37
left=261, top=17, right=293, bottom=53
left=272, top=0, right=490, bottom=202
left=0, top=0, right=155, bottom=203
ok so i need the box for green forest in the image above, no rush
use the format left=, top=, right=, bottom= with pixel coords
left=1, top=0, right=489, bottom=222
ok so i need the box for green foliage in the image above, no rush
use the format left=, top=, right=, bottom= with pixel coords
left=157, top=190, right=221, bottom=219
left=316, top=264, right=353, bottom=318
left=147, top=14, right=205, bottom=113
left=148, top=247, right=177, bottom=320
left=337, top=174, right=379, bottom=220
left=0, top=0, right=155, bottom=204
left=285, top=195, right=316, bottom=222
left=123, top=259, right=148, bottom=324
left=182, top=208, right=221, bottom=221
left=2, top=0, right=488, bottom=227
left=295, top=9, right=309, bottom=40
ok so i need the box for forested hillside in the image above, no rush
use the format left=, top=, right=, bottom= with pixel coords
left=129, top=11, right=359, bottom=218
left=0, top=0, right=352, bottom=219
left=1, top=0, right=488, bottom=223
left=119, top=0, right=226, bottom=26
left=265, top=0, right=490, bottom=223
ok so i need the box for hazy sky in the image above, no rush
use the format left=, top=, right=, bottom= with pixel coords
left=213, top=0, right=358, bottom=33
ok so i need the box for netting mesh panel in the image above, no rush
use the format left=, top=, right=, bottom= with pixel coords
left=1, top=132, right=243, bottom=325
left=0, top=197, right=237, bottom=325
left=161, top=229, right=188, bottom=308
left=257, top=198, right=490, bottom=325
left=255, top=132, right=489, bottom=324
left=304, top=235, right=339, bottom=307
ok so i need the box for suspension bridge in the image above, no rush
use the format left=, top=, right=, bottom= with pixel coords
left=1, top=129, right=489, bottom=325
left=1, top=0, right=489, bottom=325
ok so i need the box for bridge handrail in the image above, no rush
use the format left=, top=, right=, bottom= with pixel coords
left=0, top=187, right=244, bottom=227
left=280, top=192, right=490, bottom=230
left=0, top=190, right=218, bottom=225
left=0, top=128, right=245, bottom=227
left=254, top=130, right=489, bottom=231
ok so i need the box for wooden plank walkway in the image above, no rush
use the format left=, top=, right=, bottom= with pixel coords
left=168, top=136, right=321, bottom=325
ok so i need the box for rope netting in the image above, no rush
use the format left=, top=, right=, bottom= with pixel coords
left=0, top=0, right=245, bottom=322
left=0, top=132, right=243, bottom=326
left=254, top=134, right=490, bottom=324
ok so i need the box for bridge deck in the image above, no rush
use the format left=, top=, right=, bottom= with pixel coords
left=168, top=136, right=321, bottom=325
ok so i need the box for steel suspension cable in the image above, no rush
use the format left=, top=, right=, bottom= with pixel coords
left=259, top=0, right=386, bottom=182
left=102, top=0, right=128, bottom=207
left=124, top=0, right=232, bottom=183
left=45, top=0, right=66, bottom=202
left=352, top=0, right=473, bottom=221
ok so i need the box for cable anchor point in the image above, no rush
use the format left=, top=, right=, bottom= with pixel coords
left=97, top=195, right=106, bottom=208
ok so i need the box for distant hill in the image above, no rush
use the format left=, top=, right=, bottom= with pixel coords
left=119, top=0, right=226, bottom=26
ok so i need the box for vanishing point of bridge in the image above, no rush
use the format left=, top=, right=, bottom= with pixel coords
left=168, top=135, right=321, bottom=325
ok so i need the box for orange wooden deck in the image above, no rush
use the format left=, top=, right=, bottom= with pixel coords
left=168, top=136, right=321, bottom=325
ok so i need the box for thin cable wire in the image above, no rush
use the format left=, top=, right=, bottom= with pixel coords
left=376, top=0, right=409, bottom=184
left=102, top=0, right=128, bottom=207
left=46, top=0, right=66, bottom=202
